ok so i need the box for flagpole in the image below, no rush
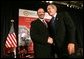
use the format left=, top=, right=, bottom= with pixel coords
left=13, top=48, right=16, bottom=58
left=11, top=19, right=16, bottom=58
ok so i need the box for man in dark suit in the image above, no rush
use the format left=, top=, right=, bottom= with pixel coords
left=47, top=4, right=76, bottom=58
left=30, top=8, right=54, bottom=58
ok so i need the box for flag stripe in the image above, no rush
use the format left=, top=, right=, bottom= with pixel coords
left=9, top=34, right=16, bottom=47
left=11, top=33, right=17, bottom=44
left=7, top=36, right=14, bottom=47
left=10, top=34, right=16, bottom=47
left=8, top=34, right=14, bottom=47
left=8, top=34, right=15, bottom=47
left=12, top=33, right=16, bottom=38
left=12, top=34, right=17, bottom=47
left=5, top=44, right=8, bottom=48
left=6, top=37, right=13, bottom=47
left=10, top=34, right=17, bottom=47
left=6, top=41, right=10, bottom=48
left=5, top=33, right=17, bottom=48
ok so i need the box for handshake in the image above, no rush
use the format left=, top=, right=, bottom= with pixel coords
left=47, top=37, right=53, bottom=44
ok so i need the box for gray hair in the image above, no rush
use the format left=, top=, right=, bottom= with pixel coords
left=47, top=4, right=57, bottom=11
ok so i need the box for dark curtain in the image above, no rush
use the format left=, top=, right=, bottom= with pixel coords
left=0, top=1, right=18, bottom=58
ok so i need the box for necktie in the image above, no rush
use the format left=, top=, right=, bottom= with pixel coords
left=43, top=20, right=48, bottom=27
left=51, top=17, right=56, bottom=35
left=51, top=17, right=55, bottom=24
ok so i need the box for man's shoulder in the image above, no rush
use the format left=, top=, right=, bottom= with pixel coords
left=58, top=11, right=69, bottom=16
left=31, top=19, right=40, bottom=24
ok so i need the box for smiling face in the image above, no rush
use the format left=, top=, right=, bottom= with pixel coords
left=37, top=8, right=45, bottom=19
left=47, top=4, right=57, bottom=16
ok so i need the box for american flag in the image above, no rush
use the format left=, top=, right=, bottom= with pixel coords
left=5, top=33, right=17, bottom=48
left=5, top=21, right=17, bottom=48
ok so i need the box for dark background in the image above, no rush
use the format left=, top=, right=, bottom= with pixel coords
left=0, top=0, right=83, bottom=58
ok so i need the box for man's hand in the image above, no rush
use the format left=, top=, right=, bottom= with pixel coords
left=47, top=37, right=53, bottom=44
left=67, top=43, right=75, bottom=55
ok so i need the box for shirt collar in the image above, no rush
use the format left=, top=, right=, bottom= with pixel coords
left=53, top=13, right=57, bottom=18
left=39, top=18, right=44, bottom=22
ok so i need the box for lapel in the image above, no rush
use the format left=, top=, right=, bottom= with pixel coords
left=54, top=13, right=62, bottom=25
left=54, top=13, right=59, bottom=26
left=37, top=19, right=47, bottom=28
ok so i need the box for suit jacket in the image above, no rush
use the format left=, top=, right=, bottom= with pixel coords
left=48, top=12, right=76, bottom=52
left=30, top=19, right=53, bottom=58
